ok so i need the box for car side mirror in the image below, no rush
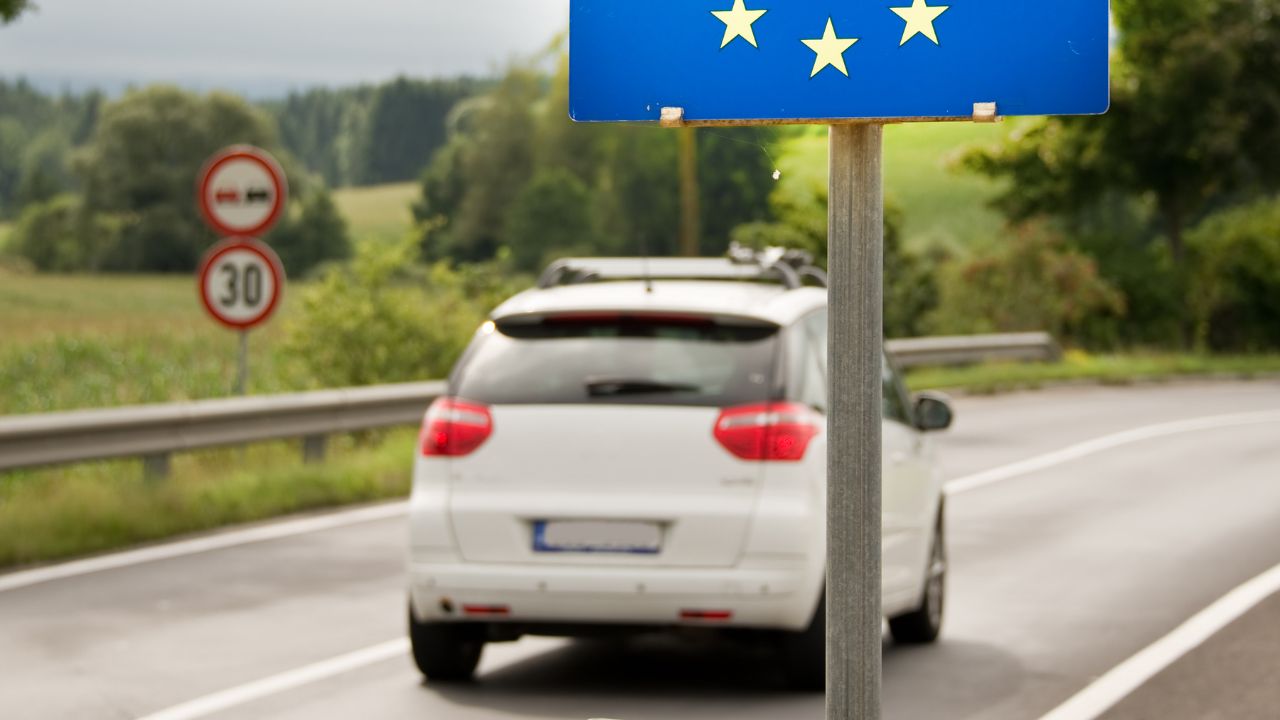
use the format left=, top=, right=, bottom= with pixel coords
left=913, top=392, right=954, bottom=432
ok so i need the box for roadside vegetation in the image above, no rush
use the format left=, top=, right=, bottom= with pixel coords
left=0, top=430, right=415, bottom=568
left=907, top=352, right=1280, bottom=395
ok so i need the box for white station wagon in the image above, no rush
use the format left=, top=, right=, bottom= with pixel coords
left=407, top=248, right=953, bottom=688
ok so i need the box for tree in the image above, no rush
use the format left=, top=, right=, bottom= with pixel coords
left=74, top=86, right=312, bottom=271
left=963, top=0, right=1280, bottom=262
left=270, top=188, right=352, bottom=277
left=0, top=0, right=31, bottom=23
left=415, top=52, right=783, bottom=265
left=502, top=167, right=594, bottom=272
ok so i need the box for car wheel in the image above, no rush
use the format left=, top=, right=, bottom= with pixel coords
left=888, top=509, right=946, bottom=645
left=779, top=594, right=826, bottom=691
left=408, top=605, right=484, bottom=682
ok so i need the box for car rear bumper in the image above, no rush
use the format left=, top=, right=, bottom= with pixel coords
left=408, top=559, right=822, bottom=631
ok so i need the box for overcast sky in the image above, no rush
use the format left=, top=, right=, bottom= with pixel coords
left=0, top=0, right=569, bottom=97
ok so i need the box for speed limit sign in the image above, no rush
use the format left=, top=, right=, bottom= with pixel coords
left=197, top=238, right=285, bottom=330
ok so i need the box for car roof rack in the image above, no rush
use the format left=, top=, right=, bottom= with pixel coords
left=536, top=243, right=828, bottom=290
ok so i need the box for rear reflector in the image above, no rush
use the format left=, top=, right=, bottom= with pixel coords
left=462, top=604, right=510, bottom=617
left=713, top=402, right=821, bottom=461
left=680, top=609, right=733, bottom=622
left=420, top=398, right=493, bottom=457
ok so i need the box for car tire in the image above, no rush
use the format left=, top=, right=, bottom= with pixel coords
left=408, top=605, right=484, bottom=682
left=888, top=509, right=946, bottom=645
left=779, top=594, right=826, bottom=691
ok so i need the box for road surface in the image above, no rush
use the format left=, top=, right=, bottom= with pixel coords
left=2, top=380, right=1278, bottom=719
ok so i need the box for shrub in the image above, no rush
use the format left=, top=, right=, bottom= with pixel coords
left=926, top=223, right=1125, bottom=343
left=283, top=236, right=502, bottom=387
left=1188, top=197, right=1280, bottom=351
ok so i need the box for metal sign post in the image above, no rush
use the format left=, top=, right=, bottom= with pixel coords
left=235, top=330, right=250, bottom=396
left=827, top=123, right=883, bottom=718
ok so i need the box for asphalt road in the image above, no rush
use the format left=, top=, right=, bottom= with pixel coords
left=2, top=380, right=1279, bottom=720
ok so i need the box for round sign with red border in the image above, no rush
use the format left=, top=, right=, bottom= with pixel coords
left=197, top=238, right=286, bottom=331
left=197, top=146, right=288, bottom=238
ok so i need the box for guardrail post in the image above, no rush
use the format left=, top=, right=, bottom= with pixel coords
left=302, top=435, right=327, bottom=464
left=143, top=453, right=171, bottom=482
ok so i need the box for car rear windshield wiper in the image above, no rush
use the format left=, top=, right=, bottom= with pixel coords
left=585, top=378, right=702, bottom=397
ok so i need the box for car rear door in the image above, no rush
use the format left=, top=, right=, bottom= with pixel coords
left=442, top=313, right=781, bottom=568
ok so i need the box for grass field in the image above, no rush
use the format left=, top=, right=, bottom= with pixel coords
left=0, top=221, right=10, bottom=250
left=333, top=181, right=419, bottom=244
left=0, top=272, right=310, bottom=415
left=774, top=123, right=1010, bottom=253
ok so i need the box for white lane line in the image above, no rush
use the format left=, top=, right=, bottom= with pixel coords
left=1039, top=561, right=1280, bottom=720
left=134, top=636, right=568, bottom=720
left=0, top=502, right=408, bottom=593
left=947, top=409, right=1280, bottom=495
left=135, top=639, right=408, bottom=720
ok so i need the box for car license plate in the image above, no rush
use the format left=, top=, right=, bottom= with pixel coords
left=533, top=520, right=661, bottom=554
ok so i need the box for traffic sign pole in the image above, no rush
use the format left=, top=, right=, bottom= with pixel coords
left=826, top=123, right=884, bottom=720
left=235, top=330, right=249, bottom=396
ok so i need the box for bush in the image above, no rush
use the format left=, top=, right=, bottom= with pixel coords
left=1188, top=197, right=1280, bottom=351
left=283, top=236, right=502, bottom=387
left=9, top=194, right=126, bottom=272
left=270, top=188, right=353, bottom=279
left=926, top=223, right=1125, bottom=343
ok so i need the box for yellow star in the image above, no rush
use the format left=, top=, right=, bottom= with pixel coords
left=711, top=0, right=768, bottom=49
left=801, top=18, right=859, bottom=78
left=890, top=0, right=949, bottom=46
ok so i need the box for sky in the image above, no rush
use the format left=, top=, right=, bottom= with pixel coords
left=0, top=0, right=569, bottom=97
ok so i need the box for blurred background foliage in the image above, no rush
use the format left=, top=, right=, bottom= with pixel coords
left=3, top=0, right=1280, bottom=410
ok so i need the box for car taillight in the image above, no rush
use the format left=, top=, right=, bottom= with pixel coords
left=420, top=398, right=493, bottom=457
left=714, top=402, right=822, bottom=461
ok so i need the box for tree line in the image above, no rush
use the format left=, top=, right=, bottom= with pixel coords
left=0, top=75, right=482, bottom=276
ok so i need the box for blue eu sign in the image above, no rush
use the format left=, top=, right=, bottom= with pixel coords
left=570, top=0, right=1110, bottom=123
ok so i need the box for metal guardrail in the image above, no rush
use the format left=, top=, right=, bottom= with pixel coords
left=0, top=381, right=445, bottom=478
left=0, top=333, right=1057, bottom=477
left=886, top=332, right=1061, bottom=369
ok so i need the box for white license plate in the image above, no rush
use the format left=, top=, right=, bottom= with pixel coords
left=533, top=520, right=661, bottom=554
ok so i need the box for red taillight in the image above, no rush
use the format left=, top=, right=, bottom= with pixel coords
left=420, top=398, right=493, bottom=457
left=713, top=402, right=821, bottom=461
left=680, top=609, right=733, bottom=622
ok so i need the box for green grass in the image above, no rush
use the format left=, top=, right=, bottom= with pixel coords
left=0, top=430, right=416, bottom=569
left=774, top=123, right=1011, bottom=252
left=0, top=273, right=310, bottom=415
left=906, top=352, right=1280, bottom=394
left=333, top=182, right=419, bottom=244
left=0, top=221, right=11, bottom=251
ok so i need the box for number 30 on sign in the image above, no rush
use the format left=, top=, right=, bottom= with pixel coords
left=197, top=238, right=285, bottom=331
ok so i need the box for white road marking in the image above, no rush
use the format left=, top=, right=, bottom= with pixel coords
left=135, top=639, right=408, bottom=720
left=1038, top=561, right=1280, bottom=720
left=947, top=409, right=1280, bottom=495
left=0, top=502, right=407, bottom=593
left=134, top=637, right=568, bottom=720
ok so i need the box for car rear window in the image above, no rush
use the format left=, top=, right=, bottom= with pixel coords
left=452, top=314, right=779, bottom=407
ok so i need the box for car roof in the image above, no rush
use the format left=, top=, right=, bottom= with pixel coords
left=491, top=280, right=827, bottom=327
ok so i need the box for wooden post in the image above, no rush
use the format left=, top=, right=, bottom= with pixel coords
left=678, top=126, right=701, bottom=257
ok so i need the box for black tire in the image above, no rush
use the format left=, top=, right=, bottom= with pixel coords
left=888, top=509, right=946, bottom=645
left=408, top=606, right=484, bottom=682
left=779, top=594, right=826, bottom=691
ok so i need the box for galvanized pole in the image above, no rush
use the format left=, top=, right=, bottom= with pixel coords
left=235, top=330, right=250, bottom=396
left=826, top=123, right=883, bottom=720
